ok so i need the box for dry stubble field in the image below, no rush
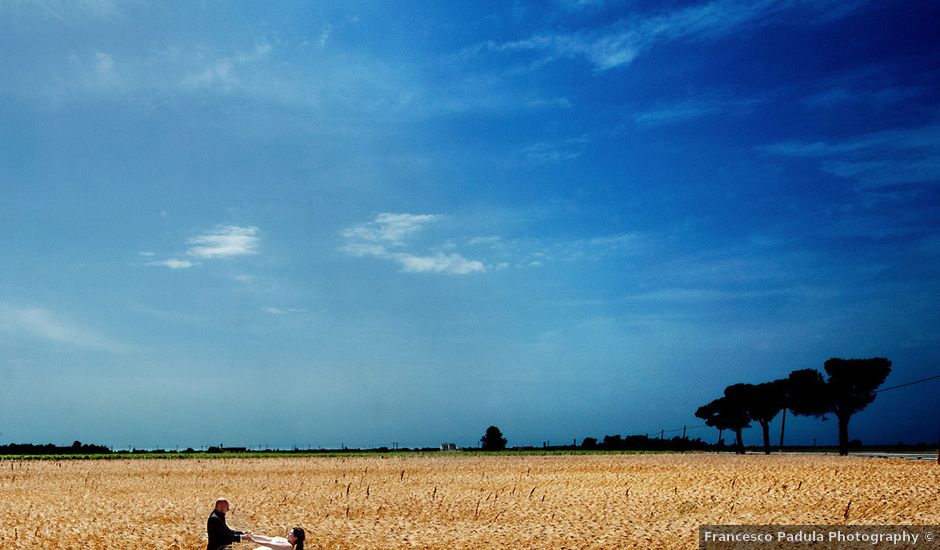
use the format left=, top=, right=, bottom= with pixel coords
left=1, top=453, right=937, bottom=549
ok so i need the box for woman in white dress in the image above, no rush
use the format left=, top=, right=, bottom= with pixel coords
left=246, top=527, right=305, bottom=550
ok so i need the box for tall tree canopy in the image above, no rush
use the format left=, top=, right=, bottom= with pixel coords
left=694, top=357, right=891, bottom=455
left=743, top=380, right=788, bottom=454
left=824, top=357, right=892, bottom=455
left=778, top=368, right=831, bottom=449
left=480, top=425, right=508, bottom=451
left=695, top=394, right=750, bottom=454
left=785, top=368, right=830, bottom=418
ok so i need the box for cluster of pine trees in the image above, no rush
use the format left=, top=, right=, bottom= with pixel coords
left=695, top=358, right=892, bottom=456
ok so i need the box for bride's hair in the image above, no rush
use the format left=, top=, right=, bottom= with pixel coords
left=292, top=527, right=305, bottom=550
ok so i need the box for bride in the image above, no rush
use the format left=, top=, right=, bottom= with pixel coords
left=247, top=527, right=305, bottom=550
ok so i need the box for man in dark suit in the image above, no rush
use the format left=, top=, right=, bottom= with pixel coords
left=207, top=497, right=249, bottom=550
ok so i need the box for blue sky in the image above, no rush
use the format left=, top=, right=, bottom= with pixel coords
left=2, top=0, right=939, bottom=449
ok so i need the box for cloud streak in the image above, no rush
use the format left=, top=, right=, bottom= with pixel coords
left=343, top=213, right=485, bottom=275
left=624, top=286, right=838, bottom=302
left=632, top=95, right=763, bottom=126
left=0, top=305, right=131, bottom=352
left=187, top=225, right=260, bottom=258
left=146, top=258, right=195, bottom=269
left=481, top=0, right=867, bottom=72
left=262, top=307, right=307, bottom=315
left=344, top=213, right=440, bottom=246
left=522, top=135, right=589, bottom=163
left=144, top=225, right=260, bottom=269
left=395, top=253, right=486, bottom=275
left=180, top=43, right=273, bottom=92
left=764, top=123, right=940, bottom=187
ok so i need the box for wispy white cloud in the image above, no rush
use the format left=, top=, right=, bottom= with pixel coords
left=467, top=236, right=504, bottom=247
left=585, top=233, right=641, bottom=248
left=0, top=305, right=130, bottom=352
left=522, top=135, right=589, bottom=163
left=262, top=306, right=307, bottom=315
left=48, top=49, right=126, bottom=96
left=13, top=13, right=559, bottom=120
left=464, top=231, right=643, bottom=270
left=764, top=123, right=940, bottom=187
left=95, top=51, right=113, bottom=75
left=395, top=253, right=485, bottom=275
left=180, top=43, right=272, bottom=92
left=343, top=213, right=485, bottom=275
left=16, top=39, right=290, bottom=105
left=632, top=95, right=763, bottom=126
left=343, top=213, right=440, bottom=247
left=187, top=225, right=260, bottom=258
left=552, top=0, right=606, bottom=11
left=804, top=85, right=926, bottom=108
left=822, top=158, right=940, bottom=186
left=146, top=258, right=195, bottom=270
left=24, top=0, right=123, bottom=25
left=763, top=138, right=880, bottom=157
left=143, top=225, right=260, bottom=270
left=624, top=286, right=838, bottom=302
left=318, top=24, right=333, bottom=48
left=422, top=88, right=572, bottom=116
left=483, top=28, right=640, bottom=72
left=481, top=0, right=867, bottom=72
left=800, top=63, right=932, bottom=109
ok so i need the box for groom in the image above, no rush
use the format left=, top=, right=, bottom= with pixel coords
left=207, top=497, right=250, bottom=550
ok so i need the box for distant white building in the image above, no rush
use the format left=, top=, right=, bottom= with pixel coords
left=439, top=442, right=458, bottom=451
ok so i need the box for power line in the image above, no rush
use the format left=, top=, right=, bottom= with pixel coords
left=663, top=424, right=707, bottom=433
left=875, top=374, right=940, bottom=393
left=646, top=424, right=707, bottom=436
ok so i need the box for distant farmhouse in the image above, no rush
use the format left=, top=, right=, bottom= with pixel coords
left=440, top=443, right=458, bottom=451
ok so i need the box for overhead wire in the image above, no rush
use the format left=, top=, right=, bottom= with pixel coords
left=875, top=374, right=940, bottom=393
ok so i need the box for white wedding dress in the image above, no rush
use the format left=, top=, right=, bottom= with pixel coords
left=253, top=536, right=290, bottom=549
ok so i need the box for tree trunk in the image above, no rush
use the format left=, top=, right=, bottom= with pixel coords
left=838, top=413, right=850, bottom=456
left=778, top=408, right=787, bottom=453
left=734, top=428, right=744, bottom=455
left=760, top=420, right=771, bottom=455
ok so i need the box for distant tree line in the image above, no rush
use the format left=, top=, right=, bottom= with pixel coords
left=694, top=357, right=892, bottom=456
left=0, top=440, right=111, bottom=455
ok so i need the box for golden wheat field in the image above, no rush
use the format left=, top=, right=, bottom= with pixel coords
left=1, top=453, right=937, bottom=549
